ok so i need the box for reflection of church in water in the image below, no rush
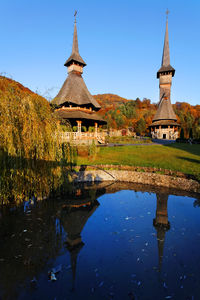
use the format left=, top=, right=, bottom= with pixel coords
left=153, top=193, right=170, bottom=271
left=58, top=185, right=171, bottom=286
left=58, top=186, right=105, bottom=288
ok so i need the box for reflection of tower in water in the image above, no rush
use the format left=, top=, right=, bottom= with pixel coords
left=153, top=193, right=170, bottom=271
left=59, top=187, right=100, bottom=289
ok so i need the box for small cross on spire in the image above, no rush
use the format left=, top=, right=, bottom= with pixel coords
left=74, top=10, right=77, bottom=23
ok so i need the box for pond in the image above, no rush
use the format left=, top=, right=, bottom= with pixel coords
left=0, top=182, right=200, bottom=300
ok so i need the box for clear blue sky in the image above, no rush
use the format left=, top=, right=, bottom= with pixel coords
left=0, top=0, right=199, bottom=105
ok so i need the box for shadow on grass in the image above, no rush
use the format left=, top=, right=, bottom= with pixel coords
left=164, top=143, right=200, bottom=157
left=176, top=156, right=200, bottom=164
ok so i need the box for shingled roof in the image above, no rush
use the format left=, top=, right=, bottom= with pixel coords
left=55, top=108, right=106, bottom=124
left=152, top=97, right=177, bottom=122
left=64, top=21, right=86, bottom=67
left=157, top=18, right=175, bottom=78
left=51, top=72, right=101, bottom=110
left=51, top=18, right=101, bottom=111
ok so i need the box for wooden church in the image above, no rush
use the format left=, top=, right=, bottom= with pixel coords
left=51, top=13, right=106, bottom=141
left=149, top=14, right=180, bottom=140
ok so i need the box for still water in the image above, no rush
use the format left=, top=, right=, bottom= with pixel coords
left=0, top=183, right=200, bottom=300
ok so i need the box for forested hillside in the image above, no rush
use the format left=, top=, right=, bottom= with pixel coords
left=94, top=94, right=200, bottom=138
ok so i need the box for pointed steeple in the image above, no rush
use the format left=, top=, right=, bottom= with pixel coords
left=157, top=12, right=175, bottom=78
left=162, top=18, right=170, bottom=67
left=67, top=241, right=84, bottom=290
left=64, top=12, right=86, bottom=68
left=156, top=227, right=166, bottom=271
left=153, top=193, right=170, bottom=271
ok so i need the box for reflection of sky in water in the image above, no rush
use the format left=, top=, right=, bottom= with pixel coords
left=0, top=189, right=200, bottom=300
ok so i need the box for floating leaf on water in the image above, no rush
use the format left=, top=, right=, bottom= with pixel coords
left=112, top=231, right=119, bottom=235
left=50, top=272, right=57, bottom=281
left=52, top=264, right=62, bottom=274
left=163, top=282, right=167, bottom=288
left=99, top=281, right=104, bottom=287
left=31, top=277, right=37, bottom=284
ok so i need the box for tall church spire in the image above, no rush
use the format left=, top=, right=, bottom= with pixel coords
left=157, top=11, right=175, bottom=78
left=72, top=20, right=79, bottom=55
left=161, top=17, right=170, bottom=67
left=64, top=12, right=86, bottom=68
left=149, top=11, right=180, bottom=140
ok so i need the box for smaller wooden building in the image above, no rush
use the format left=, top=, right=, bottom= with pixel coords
left=149, top=15, right=180, bottom=140
left=51, top=15, right=106, bottom=140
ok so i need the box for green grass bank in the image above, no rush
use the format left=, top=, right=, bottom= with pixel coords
left=77, top=143, right=200, bottom=181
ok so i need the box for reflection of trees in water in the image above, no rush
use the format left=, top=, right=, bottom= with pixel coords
left=193, top=198, right=200, bottom=207
left=0, top=199, right=65, bottom=299
left=0, top=174, right=199, bottom=297
left=0, top=151, right=74, bottom=205
left=0, top=184, right=103, bottom=298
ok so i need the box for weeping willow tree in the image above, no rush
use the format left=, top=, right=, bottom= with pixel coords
left=0, top=76, right=76, bottom=205
left=0, top=76, right=65, bottom=160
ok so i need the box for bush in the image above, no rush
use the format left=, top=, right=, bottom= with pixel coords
left=89, top=126, right=95, bottom=132
left=73, top=126, right=77, bottom=132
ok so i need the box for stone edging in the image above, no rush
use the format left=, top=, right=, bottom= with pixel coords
left=72, top=167, right=200, bottom=194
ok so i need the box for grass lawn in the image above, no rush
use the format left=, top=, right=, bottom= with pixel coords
left=77, top=143, right=200, bottom=180
left=105, top=136, right=152, bottom=144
